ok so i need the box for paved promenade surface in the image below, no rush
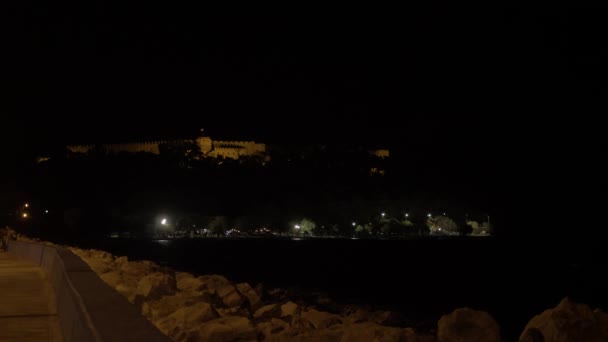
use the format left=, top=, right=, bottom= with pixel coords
left=0, top=252, right=62, bottom=342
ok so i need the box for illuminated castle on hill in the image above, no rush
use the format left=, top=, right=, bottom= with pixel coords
left=67, top=136, right=267, bottom=160
left=66, top=134, right=390, bottom=175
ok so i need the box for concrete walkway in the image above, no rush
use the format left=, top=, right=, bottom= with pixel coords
left=0, top=252, right=62, bottom=342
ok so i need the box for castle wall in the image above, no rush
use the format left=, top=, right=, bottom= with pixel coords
left=104, top=142, right=160, bottom=155
left=68, top=137, right=268, bottom=160
left=67, top=145, right=94, bottom=154
left=370, top=149, right=390, bottom=158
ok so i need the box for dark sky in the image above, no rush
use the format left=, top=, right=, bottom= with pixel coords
left=2, top=6, right=607, bottom=232
left=3, top=7, right=605, bottom=145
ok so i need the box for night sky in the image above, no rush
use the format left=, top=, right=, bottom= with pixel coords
left=2, top=7, right=606, bottom=236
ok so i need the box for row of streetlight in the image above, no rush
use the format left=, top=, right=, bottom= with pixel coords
left=19, top=203, right=50, bottom=219
left=381, top=211, right=490, bottom=223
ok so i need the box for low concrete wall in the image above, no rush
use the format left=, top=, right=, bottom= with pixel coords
left=8, top=240, right=170, bottom=342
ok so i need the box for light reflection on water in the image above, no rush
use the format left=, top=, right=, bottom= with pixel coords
left=156, top=239, right=171, bottom=245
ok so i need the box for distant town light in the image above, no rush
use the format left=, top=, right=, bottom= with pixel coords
left=381, top=212, right=385, bottom=217
left=352, top=222, right=356, bottom=227
left=25, top=203, right=29, bottom=208
left=45, top=210, right=49, bottom=214
left=405, top=213, right=409, bottom=218
left=427, top=213, right=432, bottom=218
left=294, top=225, right=301, bottom=230
left=22, top=213, right=28, bottom=218
left=161, top=218, right=167, bottom=225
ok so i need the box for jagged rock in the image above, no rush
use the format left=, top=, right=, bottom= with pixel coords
left=85, top=258, right=114, bottom=274
left=254, top=304, right=282, bottom=320
left=121, top=260, right=159, bottom=280
left=154, top=302, right=218, bottom=340
left=281, top=301, right=299, bottom=318
left=142, top=293, right=202, bottom=322
left=216, top=307, right=250, bottom=318
left=114, top=256, right=128, bottom=265
left=338, top=322, right=414, bottom=342
left=255, top=283, right=265, bottom=297
left=438, top=307, right=500, bottom=342
left=216, top=284, right=244, bottom=308
left=93, top=249, right=115, bottom=260
left=595, top=309, right=608, bottom=337
left=272, top=324, right=345, bottom=342
left=177, top=275, right=207, bottom=292
left=99, top=271, right=122, bottom=288
left=115, top=283, right=137, bottom=303
left=136, top=272, right=177, bottom=301
left=268, top=288, right=288, bottom=302
left=519, top=297, right=608, bottom=342
left=345, top=309, right=372, bottom=324
left=201, top=275, right=231, bottom=293
left=373, top=310, right=408, bottom=327
left=257, top=318, right=290, bottom=338
left=237, top=282, right=262, bottom=311
left=297, top=309, right=342, bottom=330
left=186, top=316, right=256, bottom=342
left=176, top=271, right=194, bottom=282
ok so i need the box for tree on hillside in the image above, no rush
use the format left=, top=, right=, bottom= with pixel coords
left=467, top=220, right=492, bottom=235
left=208, top=216, right=228, bottom=236
left=292, top=218, right=316, bottom=236
left=427, top=215, right=459, bottom=235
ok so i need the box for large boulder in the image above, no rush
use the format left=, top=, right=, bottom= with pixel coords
left=281, top=301, right=299, bottom=319
left=154, top=302, right=218, bottom=340
left=84, top=257, right=114, bottom=274
left=519, top=298, right=608, bottom=342
left=595, top=309, right=608, bottom=337
left=339, top=322, right=431, bottom=342
left=283, top=325, right=345, bottom=342
left=437, top=307, right=500, bottom=342
left=142, top=292, right=202, bottom=322
left=344, top=309, right=372, bottom=324
left=177, top=274, right=207, bottom=293
left=297, top=309, right=342, bottom=330
left=136, top=272, right=177, bottom=301
left=257, top=318, right=290, bottom=338
left=216, top=307, right=250, bottom=318
left=99, top=271, right=123, bottom=288
left=201, top=275, right=231, bottom=293
left=372, top=310, right=408, bottom=327
left=216, top=284, right=244, bottom=308
left=187, top=316, right=257, bottom=342
left=268, top=288, right=289, bottom=302
left=114, top=256, right=129, bottom=266
left=121, top=260, right=159, bottom=279
left=254, top=304, right=282, bottom=320
left=115, top=283, right=137, bottom=303
left=237, top=282, right=262, bottom=312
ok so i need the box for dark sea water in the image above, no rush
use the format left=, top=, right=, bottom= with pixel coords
left=68, top=237, right=608, bottom=340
